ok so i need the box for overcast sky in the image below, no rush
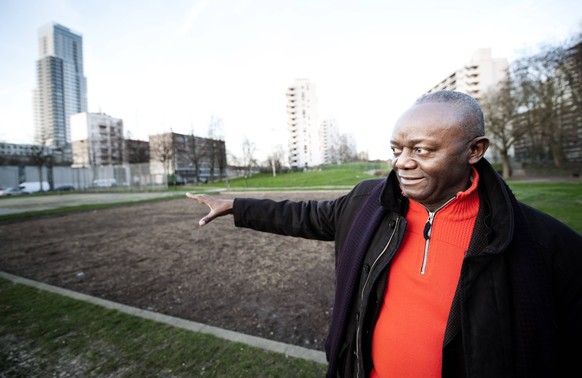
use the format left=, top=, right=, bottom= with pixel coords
left=0, top=0, right=580, bottom=161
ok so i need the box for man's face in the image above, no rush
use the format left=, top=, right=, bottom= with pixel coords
left=390, top=102, right=473, bottom=211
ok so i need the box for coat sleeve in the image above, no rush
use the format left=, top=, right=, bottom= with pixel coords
left=232, top=197, right=340, bottom=241
left=231, top=179, right=385, bottom=242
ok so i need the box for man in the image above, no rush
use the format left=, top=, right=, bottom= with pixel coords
left=187, top=90, right=582, bottom=377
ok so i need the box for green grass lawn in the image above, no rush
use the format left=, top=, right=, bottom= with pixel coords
left=508, top=181, right=582, bottom=233
left=0, top=278, right=327, bottom=377
left=198, top=162, right=390, bottom=189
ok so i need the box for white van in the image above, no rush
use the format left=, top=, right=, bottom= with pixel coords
left=19, top=181, right=50, bottom=193
left=92, top=178, right=117, bottom=188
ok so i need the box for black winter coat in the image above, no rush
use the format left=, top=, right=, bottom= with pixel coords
left=232, top=159, right=582, bottom=377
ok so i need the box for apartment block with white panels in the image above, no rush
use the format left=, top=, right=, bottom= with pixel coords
left=427, top=48, right=508, bottom=101
left=71, top=112, right=124, bottom=167
left=286, top=79, right=322, bottom=169
left=426, top=49, right=509, bottom=162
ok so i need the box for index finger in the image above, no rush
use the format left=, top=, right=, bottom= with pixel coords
left=186, top=192, right=208, bottom=203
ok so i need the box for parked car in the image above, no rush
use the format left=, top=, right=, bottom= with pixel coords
left=55, top=185, right=75, bottom=191
left=0, top=187, right=28, bottom=196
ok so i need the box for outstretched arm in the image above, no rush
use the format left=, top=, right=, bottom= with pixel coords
left=186, top=192, right=234, bottom=226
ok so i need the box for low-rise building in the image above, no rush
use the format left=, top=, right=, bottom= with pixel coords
left=71, top=112, right=124, bottom=167
left=125, top=139, right=150, bottom=164
left=149, top=132, right=227, bottom=184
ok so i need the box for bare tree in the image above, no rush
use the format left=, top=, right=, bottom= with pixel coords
left=242, top=138, right=256, bottom=178
left=554, top=36, right=582, bottom=166
left=339, top=133, right=357, bottom=163
left=207, top=116, right=224, bottom=183
left=153, top=133, right=175, bottom=186
left=267, top=145, right=286, bottom=177
left=227, top=150, right=240, bottom=167
left=216, top=141, right=227, bottom=181
left=30, top=144, right=49, bottom=191
left=208, top=140, right=217, bottom=183
left=480, top=77, right=527, bottom=179
left=29, top=134, right=56, bottom=191
left=357, top=150, right=369, bottom=162
left=327, top=145, right=340, bottom=164
left=188, top=128, right=202, bottom=184
left=512, top=42, right=574, bottom=168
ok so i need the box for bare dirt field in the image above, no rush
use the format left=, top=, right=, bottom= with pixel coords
left=0, top=191, right=349, bottom=351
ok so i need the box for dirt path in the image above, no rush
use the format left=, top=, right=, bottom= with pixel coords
left=0, top=191, right=348, bottom=350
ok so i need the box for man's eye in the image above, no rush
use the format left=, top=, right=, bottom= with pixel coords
left=391, top=147, right=402, bottom=156
left=414, top=147, right=428, bottom=155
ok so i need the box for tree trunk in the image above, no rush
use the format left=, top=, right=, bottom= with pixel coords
left=500, top=150, right=512, bottom=180
left=38, top=166, right=45, bottom=192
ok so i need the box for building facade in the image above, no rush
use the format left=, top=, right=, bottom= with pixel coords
left=33, top=22, right=87, bottom=162
left=427, top=48, right=508, bottom=101
left=149, top=132, right=227, bottom=184
left=71, top=112, right=124, bottom=167
left=286, top=79, right=321, bottom=169
left=513, top=41, right=582, bottom=164
left=125, top=139, right=150, bottom=164
left=426, top=49, right=509, bottom=162
left=0, top=142, right=53, bottom=166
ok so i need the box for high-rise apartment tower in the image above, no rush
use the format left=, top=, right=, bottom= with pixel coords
left=286, top=79, right=321, bottom=169
left=33, top=22, right=88, bottom=161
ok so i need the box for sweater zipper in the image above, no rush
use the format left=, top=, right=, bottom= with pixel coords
left=420, top=197, right=456, bottom=275
left=356, top=217, right=401, bottom=378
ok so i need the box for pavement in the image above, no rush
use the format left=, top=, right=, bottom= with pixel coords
left=0, top=271, right=327, bottom=364
left=0, top=188, right=351, bottom=216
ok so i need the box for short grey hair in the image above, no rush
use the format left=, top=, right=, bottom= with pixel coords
left=414, top=90, right=485, bottom=138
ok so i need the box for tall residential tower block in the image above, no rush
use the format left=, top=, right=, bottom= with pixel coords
left=286, top=79, right=321, bottom=169
left=33, top=22, right=88, bottom=162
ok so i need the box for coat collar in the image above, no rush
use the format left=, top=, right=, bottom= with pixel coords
left=379, top=159, right=515, bottom=253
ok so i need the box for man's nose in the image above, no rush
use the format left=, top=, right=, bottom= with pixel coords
left=393, top=149, right=416, bottom=169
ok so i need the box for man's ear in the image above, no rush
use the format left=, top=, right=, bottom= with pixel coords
left=468, top=137, right=490, bottom=164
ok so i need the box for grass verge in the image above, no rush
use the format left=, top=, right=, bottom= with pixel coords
left=202, top=162, right=388, bottom=189
left=0, top=277, right=327, bottom=377
left=508, top=181, right=582, bottom=233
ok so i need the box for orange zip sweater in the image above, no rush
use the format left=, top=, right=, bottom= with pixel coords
left=371, top=168, right=480, bottom=378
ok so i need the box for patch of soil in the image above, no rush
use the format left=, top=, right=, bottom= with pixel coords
left=0, top=191, right=348, bottom=350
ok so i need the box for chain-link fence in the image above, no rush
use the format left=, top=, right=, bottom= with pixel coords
left=0, top=163, right=170, bottom=191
